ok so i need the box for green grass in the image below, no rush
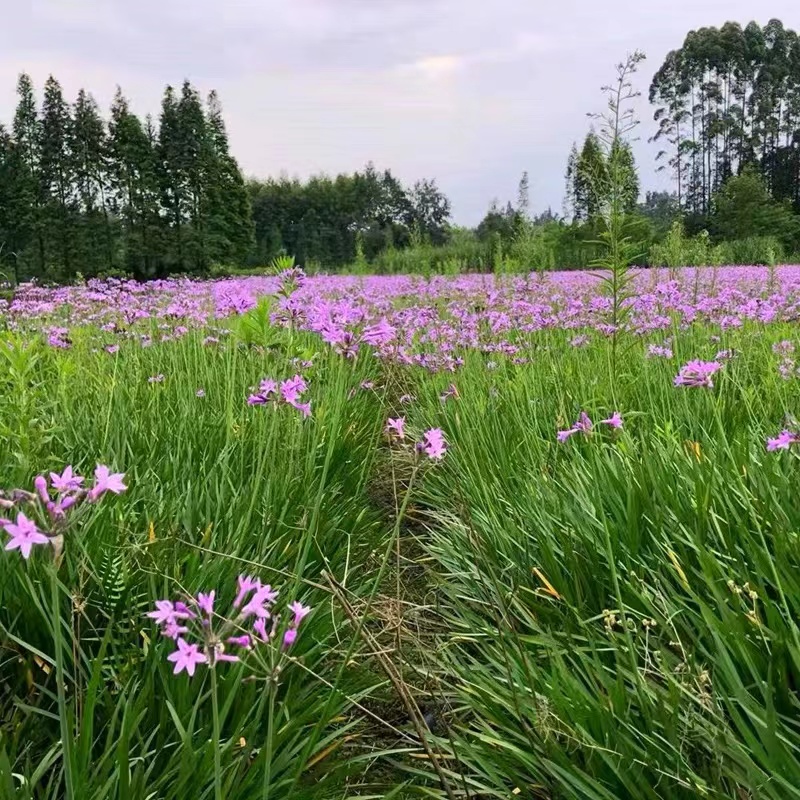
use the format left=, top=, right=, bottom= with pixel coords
left=407, top=324, right=800, bottom=799
left=2, top=314, right=800, bottom=798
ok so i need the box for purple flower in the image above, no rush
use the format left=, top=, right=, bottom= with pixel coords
left=161, top=620, right=188, bottom=639
left=88, top=465, right=127, bottom=502
left=259, top=379, right=278, bottom=397
left=647, top=344, right=673, bottom=359
left=282, top=628, right=297, bottom=650
left=46, top=494, right=78, bottom=519
left=773, top=340, right=794, bottom=355
left=167, top=638, right=207, bottom=677
left=214, top=652, right=240, bottom=664
left=386, top=417, right=406, bottom=439
left=253, top=618, right=269, bottom=642
left=147, top=599, right=194, bottom=626
left=49, top=465, right=84, bottom=494
left=105, top=344, right=120, bottom=354
left=601, top=412, right=623, bottom=429
left=557, top=428, right=579, bottom=443
left=34, top=475, right=49, bottom=504
left=233, top=574, right=261, bottom=609
left=242, top=584, right=279, bottom=619
left=420, top=428, right=447, bottom=460
left=227, top=635, right=251, bottom=649
left=289, top=400, right=312, bottom=418
left=195, top=389, right=206, bottom=398
left=174, top=601, right=196, bottom=619
left=280, top=375, right=308, bottom=405
left=361, top=318, right=396, bottom=347
left=766, top=430, right=800, bottom=451
left=196, top=591, right=215, bottom=617
left=3, top=513, right=49, bottom=559
left=558, top=412, right=593, bottom=443
left=674, top=360, right=722, bottom=389
left=288, top=600, right=311, bottom=628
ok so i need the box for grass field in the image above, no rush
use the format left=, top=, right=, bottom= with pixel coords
left=2, top=266, right=800, bottom=799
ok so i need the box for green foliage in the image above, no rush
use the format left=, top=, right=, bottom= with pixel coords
left=717, top=235, right=786, bottom=266
left=8, top=274, right=800, bottom=796
left=248, top=163, right=451, bottom=270
left=651, top=19, right=800, bottom=215
left=711, top=167, right=800, bottom=251
left=0, top=326, right=392, bottom=799
left=565, top=132, right=640, bottom=224
left=650, top=219, right=709, bottom=268
left=2, top=74, right=253, bottom=282
left=586, top=51, right=647, bottom=379
left=638, top=190, right=681, bottom=238
left=411, top=321, right=800, bottom=800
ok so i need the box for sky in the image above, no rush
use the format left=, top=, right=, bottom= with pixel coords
left=1, top=1, right=797, bottom=225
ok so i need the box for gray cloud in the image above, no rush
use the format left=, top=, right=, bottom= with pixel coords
left=1, top=0, right=798, bottom=223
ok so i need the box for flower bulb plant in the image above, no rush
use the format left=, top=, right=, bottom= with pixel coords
left=1, top=463, right=127, bottom=800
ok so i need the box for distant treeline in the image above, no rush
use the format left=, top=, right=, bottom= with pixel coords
left=2, top=17, right=800, bottom=282
left=0, top=75, right=253, bottom=281
left=248, top=168, right=451, bottom=270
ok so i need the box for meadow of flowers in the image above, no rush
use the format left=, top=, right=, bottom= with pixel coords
left=2, top=265, right=800, bottom=799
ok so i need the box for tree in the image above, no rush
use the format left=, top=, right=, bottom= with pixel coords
left=517, top=171, right=530, bottom=218
left=71, top=88, right=113, bottom=274
left=39, top=75, right=76, bottom=278
left=0, top=125, right=23, bottom=278
left=406, top=178, right=451, bottom=244
left=650, top=19, right=800, bottom=215
left=173, top=80, right=211, bottom=271
left=638, top=191, right=680, bottom=237
left=476, top=200, right=521, bottom=246
left=610, top=139, right=640, bottom=212
left=247, top=166, right=451, bottom=268
left=108, top=88, right=164, bottom=277
left=711, top=166, right=798, bottom=247
left=204, top=90, right=254, bottom=265
left=12, top=73, right=44, bottom=275
left=564, top=143, right=580, bottom=219
left=157, top=85, right=188, bottom=271
left=3, top=74, right=254, bottom=280
left=573, top=132, right=607, bottom=221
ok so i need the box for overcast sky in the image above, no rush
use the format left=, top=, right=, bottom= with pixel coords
left=1, top=1, right=797, bottom=224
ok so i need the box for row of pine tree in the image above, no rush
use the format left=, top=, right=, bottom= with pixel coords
left=0, top=75, right=254, bottom=281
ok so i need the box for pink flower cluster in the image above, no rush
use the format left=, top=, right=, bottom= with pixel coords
left=148, top=575, right=311, bottom=677
left=673, top=360, right=722, bottom=389
left=247, top=374, right=311, bottom=417
left=1, top=465, right=127, bottom=559
left=767, top=430, right=800, bottom=451
left=11, top=268, right=800, bottom=375
left=419, top=428, right=447, bottom=459
left=385, top=418, right=448, bottom=460
left=773, top=341, right=800, bottom=380
left=647, top=343, right=673, bottom=359
left=558, top=411, right=623, bottom=443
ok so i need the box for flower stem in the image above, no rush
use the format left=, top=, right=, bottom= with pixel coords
left=52, top=566, right=74, bottom=800
left=261, top=677, right=277, bottom=800
left=210, top=666, right=222, bottom=800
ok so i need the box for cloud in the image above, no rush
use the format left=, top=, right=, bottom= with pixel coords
left=398, top=55, right=465, bottom=79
